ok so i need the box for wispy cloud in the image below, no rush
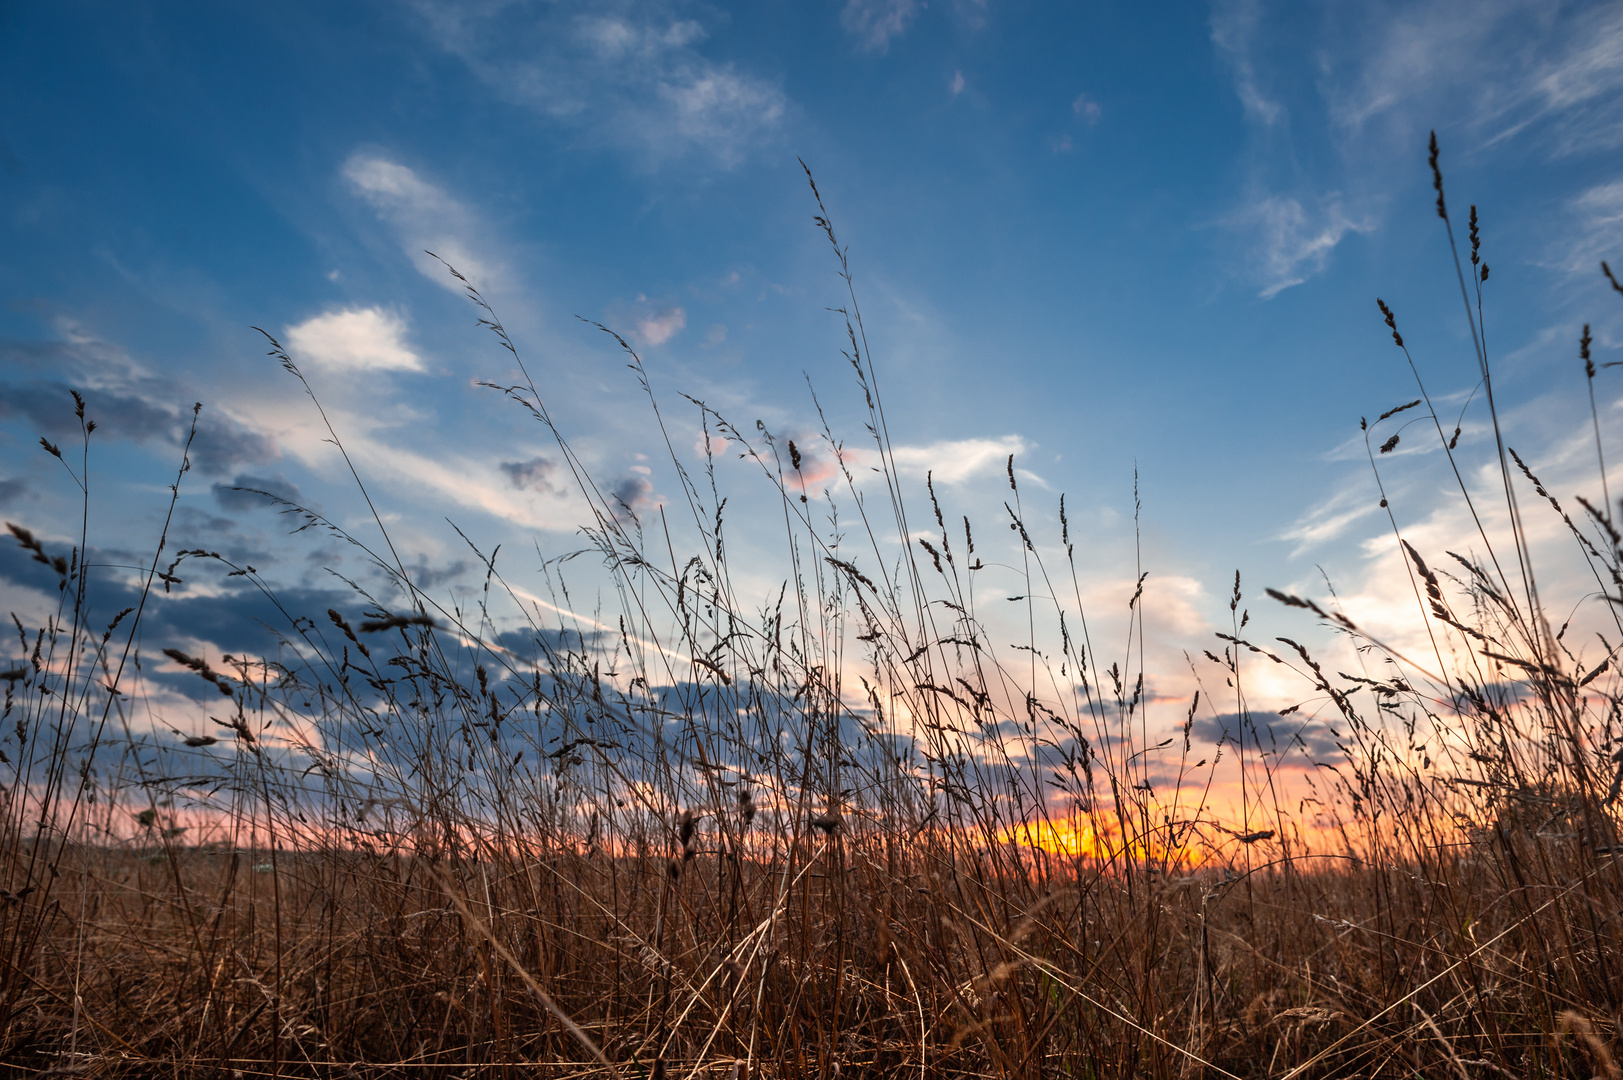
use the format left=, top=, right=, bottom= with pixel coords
left=1209, top=0, right=1283, bottom=126
left=889, top=435, right=1031, bottom=485
left=342, top=152, right=502, bottom=292
left=1328, top=0, right=1623, bottom=156
left=413, top=0, right=787, bottom=168
left=1230, top=193, right=1373, bottom=299
left=841, top=0, right=921, bottom=54
left=1279, top=479, right=1383, bottom=555
left=1210, top=0, right=1375, bottom=297
left=1212, top=1, right=1623, bottom=299
left=277, top=425, right=585, bottom=536
left=1215, top=0, right=1623, bottom=303
left=1548, top=178, right=1623, bottom=277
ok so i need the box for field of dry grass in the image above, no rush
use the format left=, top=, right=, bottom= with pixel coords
left=3, top=147, right=1622, bottom=1078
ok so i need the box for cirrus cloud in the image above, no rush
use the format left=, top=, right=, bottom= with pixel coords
left=1235, top=193, right=1373, bottom=300
left=411, top=0, right=787, bottom=169
left=888, top=435, right=1033, bottom=485
left=841, top=0, right=920, bottom=54
left=342, top=152, right=503, bottom=292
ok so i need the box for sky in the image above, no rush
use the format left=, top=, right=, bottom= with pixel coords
left=3, top=0, right=1623, bottom=825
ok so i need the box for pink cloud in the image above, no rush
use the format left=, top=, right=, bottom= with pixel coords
left=635, top=306, right=687, bottom=346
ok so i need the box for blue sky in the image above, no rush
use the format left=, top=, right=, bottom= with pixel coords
left=3, top=0, right=1622, bottom=745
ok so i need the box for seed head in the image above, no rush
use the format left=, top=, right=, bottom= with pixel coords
left=1376, top=299, right=1404, bottom=348
left=1428, top=131, right=1447, bottom=220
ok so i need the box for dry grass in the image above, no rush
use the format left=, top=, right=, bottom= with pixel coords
left=2, top=144, right=1622, bottom=1078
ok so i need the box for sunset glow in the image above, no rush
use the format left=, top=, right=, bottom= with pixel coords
left=3, top=4, right=1621, bottom=1075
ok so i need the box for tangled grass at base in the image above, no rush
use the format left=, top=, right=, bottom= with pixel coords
left=4, top=148, right=1623, bottom=1078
